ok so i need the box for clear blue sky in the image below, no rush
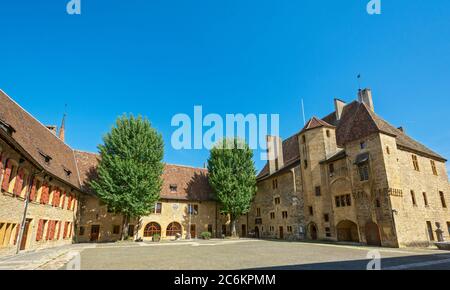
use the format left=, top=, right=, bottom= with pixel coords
left=1, top=1, right=449, bottom=172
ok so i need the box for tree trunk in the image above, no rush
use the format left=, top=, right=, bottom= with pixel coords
left=231, top=219, right=237, bottom=238
left=121, top=215, right=129, bottom=241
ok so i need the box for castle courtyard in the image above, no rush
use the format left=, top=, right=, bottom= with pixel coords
left=1, top=239, right=449, bottom=270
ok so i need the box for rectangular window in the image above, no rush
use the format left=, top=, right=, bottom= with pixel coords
left=304, top=159, right=308, bottom=169
left=325, top=227, right=331, bottom=237
left=282, top=211, right=288, bottom=219
left=345, top=194, right=351, bottom=206
left=272, top=179, right=278, bottom=189
left=287, top=226, right=293, bottom=233
left=315, top=186, right=321, bottom=196
left=447, top=222, right=450, bottom=235
left=335, top=196, right=341, bottom=207
left=329, top=163, right=334, bottom=174
left=256, top=208, right=261, bottom=217
left=411, top=190, right=417, bottom=206
left=358, top=164, right=369, bottom=181
left=324, top=214, right=329, bottom=222
left=207, top=224, right=213, bottom=233
left=112, top=225, right=120, bottom=235
left=426, top=221, right=434, bottom=241
left=79, top=226, right=85, bottom=236
left=430, top=160, right=438, bottom=176
left=154, top=202, right=162, bottom=214
left=440, top=191, right=447, bottom=208
left=188, top=204, right=199, bottom=215
left=274, top=197, right=281, bottom=205
left=423, top=192, right=428, bottom=207
left=308, top=206, right=313, bottom=216
left=412, top=155, right=420, bottom=171
left=270, top=212, right=275, bottom=219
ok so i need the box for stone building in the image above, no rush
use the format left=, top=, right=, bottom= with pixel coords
left=74, top=150, right=247, bottom=242
left=0, top=90, right=81, bottom=255
left=250, top=88, right=450, bottom=247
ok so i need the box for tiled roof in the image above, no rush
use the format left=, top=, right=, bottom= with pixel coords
left=0, top=90, right=81, bottom=189
left=74, top=150, right=214, bottom=201
left=300, top=116, right=334, bottom=134
left=335, top=101, right=446, bottom=161
left=257, top=133, right=300, bottom=179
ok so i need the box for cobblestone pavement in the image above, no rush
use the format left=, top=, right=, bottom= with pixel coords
left=2, top=239, right=450, bottom=270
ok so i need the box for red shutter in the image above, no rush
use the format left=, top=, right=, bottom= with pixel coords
left=61, top=191, right=66, bottom=208
left=63, top=222, right=68, bottom=239
left=67, top=195, right=72, bottom=210
left=13, top=168, right=24, bottom=196
left=36, top=219, right=44, bottom=241
left=29, top=178, right=37, bottom=201
left=1, top=160, right=12, bottom=191
left=41, top=183, right=49, bottom=204
left=57, top=221, right=61, bottom=240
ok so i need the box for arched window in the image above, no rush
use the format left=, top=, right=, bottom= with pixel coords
left=143, top=222, right=161, bottom=237
left=166, top=222, right=182, bottom=236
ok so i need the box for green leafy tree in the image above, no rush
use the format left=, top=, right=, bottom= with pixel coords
left=207, top=138, right=257, bottom=237
left=90, top=114, right=164, bottom=240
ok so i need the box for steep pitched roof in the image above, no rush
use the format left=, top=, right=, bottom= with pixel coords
left=300, top=116, right=335, bottom=134
left=0, top=90, right=81, bottom=189
left=74, top=150, right=214, bottom=201
left=334, top=101, right=446, bottom=161
left=257, top=133, right=300, bottom=180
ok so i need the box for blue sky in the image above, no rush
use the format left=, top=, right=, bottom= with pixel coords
left=0, top=1, right=449, bottom=172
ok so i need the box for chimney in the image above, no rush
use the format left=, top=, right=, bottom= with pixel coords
left=46, top=125, right=57, bottom=135
left=58, top=113, right=66, bottom=142
left=334, top=98, right=346, bottom=120
left=358, top=88, right=374, bottom=111
left=267, top=135, right=284, bottom=174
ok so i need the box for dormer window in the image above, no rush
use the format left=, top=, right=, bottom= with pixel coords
left=0, top=118, right=15, bottom=135
left=170, top=184, right=177, bottom=193
left=38, top=150, right=52, bottom=164
left=63, top=167, right=72, bottom=177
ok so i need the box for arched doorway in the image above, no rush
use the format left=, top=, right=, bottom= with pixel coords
left=365, top=222, right=381, bottom=246
left=308, top=223, right=318, bottom=240
left=254, top=226, right=260, bottom=238
left=143, top=222, right=161, bottom=237
left=166, top=222, right=182, bottom=237
left=336, top=220, right=359, bottom=242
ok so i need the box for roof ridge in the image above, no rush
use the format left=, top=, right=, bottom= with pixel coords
left=0, top=89, right=72, bottom=151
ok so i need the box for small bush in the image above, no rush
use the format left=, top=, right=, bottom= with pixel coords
left=152, top=234, right=161, bottom=242
left=200, top=232, right=212, bottom=240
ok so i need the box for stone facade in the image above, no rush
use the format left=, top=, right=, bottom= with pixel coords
left=251, top=89, right=450, bottom=248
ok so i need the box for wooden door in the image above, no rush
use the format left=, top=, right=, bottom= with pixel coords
left=20, top=220, right=31, bottom=250
left=190, top=224, right=196, bottom=238
left=279, top=226, right=284, bottom=239
left=365, top=222, right=381, bottom=246
left=90, top=225, right=100, bottom=242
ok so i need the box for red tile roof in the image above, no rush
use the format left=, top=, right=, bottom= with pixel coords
left=74, top=150, right=213, bottom=201
left=0, top=90, right=81, bottom=189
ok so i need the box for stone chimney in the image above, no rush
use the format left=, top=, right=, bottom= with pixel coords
left=46, top=125, right=57, bottom=135
left=358, top=88, right=374, bottom=111
left=267, top=135, right=284, bottom=174
left=334, top=98, right=346, bottom=120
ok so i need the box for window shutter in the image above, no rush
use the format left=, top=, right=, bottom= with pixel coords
left=1, top=160, right=12, bottom=191
left=41, top=183, right=49, bottom=204
left=67, top=195, right=72, bottom=210
left=36, top=219, right=44, bottom=241
left=29, top=178, right=37, bottom=201
left=63, top=222, right=68, bottom=239
left=57, top=221, right=61, bottom=240
left=61, top=191, right=66, bottom=208
left=13, top=168, right=24, bottom=196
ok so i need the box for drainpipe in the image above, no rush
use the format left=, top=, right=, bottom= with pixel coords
left=16, top=169, right=43, bottom=254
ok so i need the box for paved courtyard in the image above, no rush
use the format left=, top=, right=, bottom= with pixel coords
left=1, top=239, right=450, bottom=270
left=71, top=239, right=450, bottom=270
